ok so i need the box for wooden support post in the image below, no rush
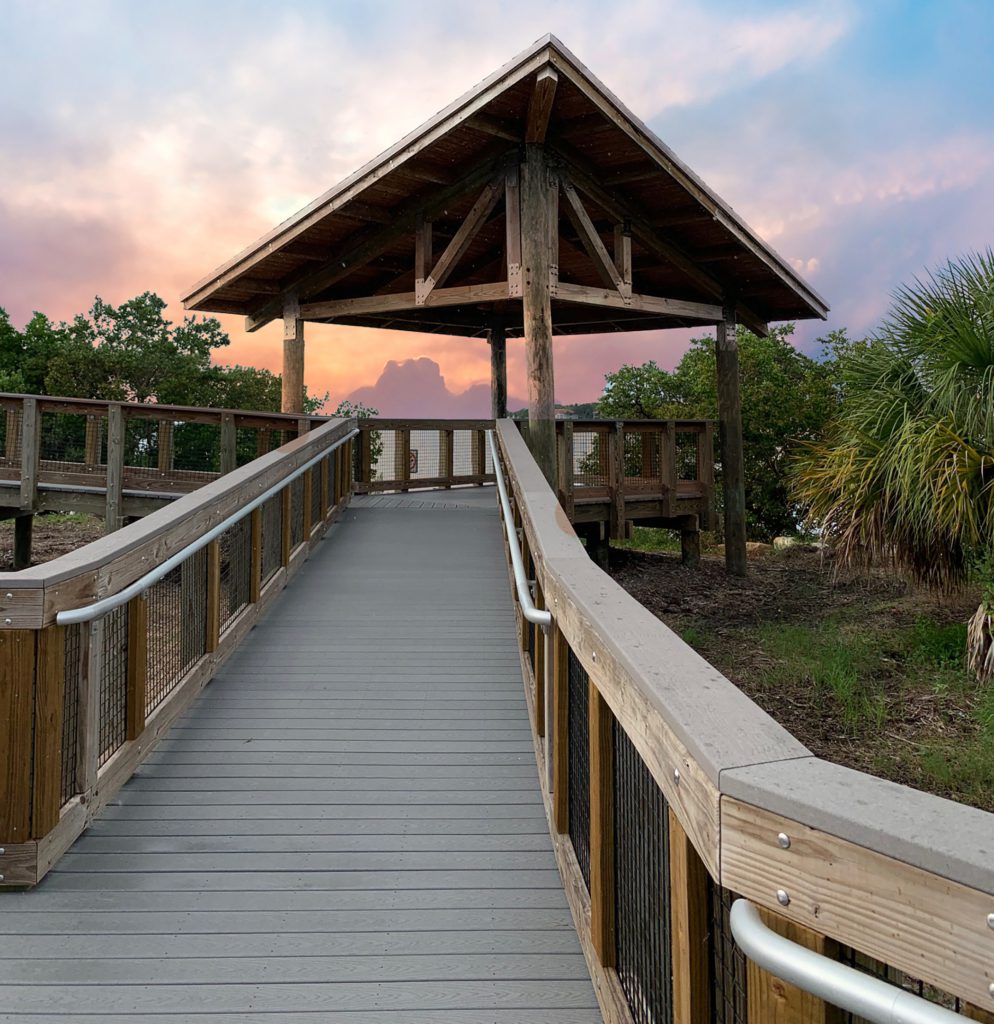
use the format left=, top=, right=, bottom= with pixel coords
left=698, top=421, right=715, bottom=530
left=552, top=626, right=569, bottom=834
left=157, top=419, right=173, bottom=474
left=663, top=420, right=678, bottom=517
left=489, top=319, right=508, bottom=419
left=0, top=630, right=37, bottom=843
left=669, top=808, right=711, bottom=1024
left=319, top=457, right=330, bottom=519
left=206, top=539, right=221, bottom=654
left=249, top=507, right=263, bottom=603
left=281, top=292, right=305, bottom=414
left=126, top=595, right=147, bottom=740
left=104, top=404, right=124, bottom=534
left=84, top=414, right=100, bottom=467
left=717, top=305, right=747, bottom=576
left=19, top=397, right=39, bottom=512
left=346, top=438, right=354, bottom=493
left=32, top=625, right=65, bottom=839
left=220, top=413, right=237, bottom=475
left=13, top=513, right=33, bottom=570
left=520, top=145, right=557, bottom=486
left=680, top=514, right=701, bottom=568
left=360, top=427, right=372, bottom=486
left=303, top=469, right=314, bottom=536
left=280, top=485, right=292, bottom=565
left=441, top=429, right=454, bottom=488
left=4, top=406, right=19, bottom=462
left=78, top=621, right=101, bottom=795
left=505, top=165, right=522, bottom=296
left=747, top=908, right=840, bottom=1024
left=473, top=428, right=487, bottom=483
left=589, top=683, right=615, bottom=967
left=534, top=582, right=546, bottom=739
left=397, top=428, right=411, bottom=491
left=608, top=421, right=626, bottom=540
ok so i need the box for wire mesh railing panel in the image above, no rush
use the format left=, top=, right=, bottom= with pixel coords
left=99, top=605, right=128, bottom=767
left=145, top=551, right=207, bottom=715
left=327, top=452, right=337, bottom=505
left=261, top=492, right=282, bottom=582
left=1, top=405, right=23, bottom=467
left=290, top=476, right=305, bottom=549
left=624, top=430, right=662, bottom=492
left=235, top=427, right=259, bottom=468
left=526, top=552, right=536, bottom=672
left=219, top=516, right=252, bottom=634
left=613, top=722, right=674, bottom=1024
left=709, top=882, right=749, bottom=1024
left=309, top=466, right=322, bottom=528
left=122, top=417, right=161, bottom=475
left=171, top=421, right=222, bottom=477
left=39, top=412, right=91, bottom=472
left=61, top=623, right=83, bottom=804
left=675, top=431, right=700, bottom=481
left=453, top=430, right=485, bottom=479
left=573, top=428, right=609, bottom=491
left=369, top=428, right=397, bottom=482
left=409, top=429, right=441, bottom=480
left=567, top=645, right=591, bottom=890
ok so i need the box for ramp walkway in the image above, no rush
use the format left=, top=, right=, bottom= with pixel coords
left=0, top=490, right=599, bottom=1022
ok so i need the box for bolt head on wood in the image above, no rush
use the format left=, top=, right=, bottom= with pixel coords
left=988, top=912, right=994, bottom=930
left=673, top=768, right=681, bottom=784
left=776, top=889, right=790, bottom=906
left=777, top=832, right=791, bottom=849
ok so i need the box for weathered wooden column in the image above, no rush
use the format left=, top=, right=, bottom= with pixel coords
left=281, top=292, right=305, bottom=414
left=520, top=145, right=557, bottom=485
left=13, top=514, right=33, bottom=570
left=489, top=318, right=508, bottom=419
left=716, top=304, right=747, bottom=576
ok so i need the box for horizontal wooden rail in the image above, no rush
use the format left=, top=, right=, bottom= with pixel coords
left=494, top=418, right=994, bottom=1024
left=0, top=417, right=357, bottom=887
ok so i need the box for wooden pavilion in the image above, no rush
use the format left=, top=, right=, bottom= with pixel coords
left=182, top=34, right=827, bottom=573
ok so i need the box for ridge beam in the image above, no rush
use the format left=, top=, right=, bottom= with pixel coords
left=525, top=67, right=559, bottom=143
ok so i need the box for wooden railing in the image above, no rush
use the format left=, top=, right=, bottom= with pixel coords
left=0, top=417, right=356, bottom=886
left=0, top=392, right=327, bottom=525
left=494, top=419, right=994, bottom=1024
left=353, top=418, right=495, bottom=493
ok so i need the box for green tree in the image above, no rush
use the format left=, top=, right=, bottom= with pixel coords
left=597, top=324, right=838, bottom=540
left=794, top=251, right=994, bottom=677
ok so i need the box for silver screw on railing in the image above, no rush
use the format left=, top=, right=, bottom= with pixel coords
left=673, top=768, right=681, bottom=784
left=776, top=889, right=791, bottom=906
left=987, top=912, right=994, bottom=930
left=778, top=833, right=791, bottom=849
left=4, top=593, right=11, bottom=599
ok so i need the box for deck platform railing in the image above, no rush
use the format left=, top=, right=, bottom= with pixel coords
left=0, top=416, right=357, bottom=886
left=493, top=418, right=994, bottom=1024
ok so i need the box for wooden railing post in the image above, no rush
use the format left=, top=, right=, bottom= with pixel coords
left=662, top=419, right=678, bottom=517
left=80, top=619, right=102, bottom=795
left=126, top=595, right=148, bottom=739
left=669, top=808, right=711, bottom=1024
left=534, top=582, right=546, bottom=739
left=589, top=683, right=616, bottom=967
left=32, top=625, right=65, bottom=840
left=0, top=629, right=38, bottom=845
left=558, top=419, right=575, bottom=519
left=206, top=539, right=221, bottom=653
left=105, top=403, right=124, bottom=533
left=609, top=420, right=625, bottom=540
left=157, top=419, right=174, bottom=474
left=249, top=507, right=263, bottom=603
left=347, top=437, right=354, bottom=493
left=552, top=626, right=569, bottom=834
left=319, top=457, right=330, bottom=519
left=303, top=469, right=314, bottom=537
left=398, top=428, right=411, bottom=491
left=474, top=428, right=487, bottom=484
left=441, top=428, right=454, bottom=488
left=360, top=426, right=372, bottom=488
left=19, top=396, right=39, bottom=512
left=281, top=485, right=292, bottom=565
left=519, top=531, right=531, bottom=651
left=698, top=421, right=715, bottom=530
left=220, top=413, right=237, bottom=475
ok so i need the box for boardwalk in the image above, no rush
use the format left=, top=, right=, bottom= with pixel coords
left=0, top=490, right=599, bottom=1022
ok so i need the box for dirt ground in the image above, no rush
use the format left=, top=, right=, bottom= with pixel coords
left=0, top=514, right=104, bottom=571
left=608, top=545, right=992, bottom=810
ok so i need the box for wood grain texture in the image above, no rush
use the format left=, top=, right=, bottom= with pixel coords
left=588, top=683, right=615, bottom=967
left=721, top=797, right=994, bottom=1009
left=31, top=626, right=65, bottom=838
left=0, top=629, right=36, bottom=841
left=669, top=807, right=711, bottom=1024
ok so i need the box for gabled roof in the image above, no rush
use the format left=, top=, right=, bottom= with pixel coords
left=182, top=35, right=828, bottom=337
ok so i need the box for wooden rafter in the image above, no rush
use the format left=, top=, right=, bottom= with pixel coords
left=300, top=280, right=510, bottom=320
left=243, top=153, right=513, bottom=332
left=525, top=67, right=558, bottom=144
left=554, top=281, right=721, bottom=322
left=560, top=178, right=630, bottom=301
left=417, top=177, right=502, bottom=305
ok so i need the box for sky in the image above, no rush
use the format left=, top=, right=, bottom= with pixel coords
left=1, top=0, right=992, bottom=414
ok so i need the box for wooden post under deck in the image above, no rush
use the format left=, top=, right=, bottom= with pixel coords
left=520, top=145, right=557, bottom=486
left=716, top=304, right=747, bottom=576
left=489, top=318, right=508, bottom=419
left=281, top=292, right=305, bottom=415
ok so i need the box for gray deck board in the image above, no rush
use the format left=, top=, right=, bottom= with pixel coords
left=0, top=492, right=597, bottom=1020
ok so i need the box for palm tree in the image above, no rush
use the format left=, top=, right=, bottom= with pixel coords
left=794, top=250, right=994, bottom=677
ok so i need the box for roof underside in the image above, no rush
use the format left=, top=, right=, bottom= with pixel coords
left=183, top=36, right=828, bottom=338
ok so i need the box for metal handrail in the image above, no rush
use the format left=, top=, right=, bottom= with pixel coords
left=487, top=429, right=552, bottom=628
left=730, top=900, right=964, bottom=1024
left=56, top=428, right=359, bottom=626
